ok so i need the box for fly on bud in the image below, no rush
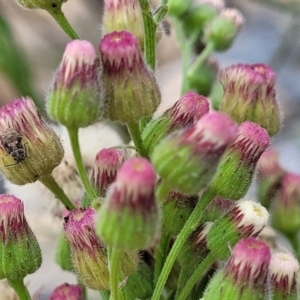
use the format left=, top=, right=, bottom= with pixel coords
left=0, top=98, right=64, bottom=185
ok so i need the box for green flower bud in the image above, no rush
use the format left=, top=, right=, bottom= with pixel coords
left=204, top=8, right=244, bottom=51
left=168, top=0, right=192, bottom=17
left=99, top=31, right=161, bottom=124
left=269, top=252, right=299, bottom=300
left=102, top=0, right=145, bottom=51
left=207, top=121, right=270, bottom=200
left=47, top=40, right=102, bottom=128
left=55, top=231, right=73, bottom=272
left=219, top=63, right=281, bottom=136
left=152, top=112, right=238, bottom=195
left=203, top=238, right=271, bottom=300
left=97, top=157, right=160, bottom=251
left=207, top=200, right=269, bottom=260
left=143, top=91, right=209, bottom=155
left=0, top=97, right=64, bottom=185
left=0, top=195, right=42, bottom=281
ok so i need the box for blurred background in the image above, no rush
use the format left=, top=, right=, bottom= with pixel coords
left=1, top=0, right=300, bottom=297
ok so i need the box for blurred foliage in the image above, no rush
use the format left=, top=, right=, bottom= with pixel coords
left=0, top=9, right=42, bottom=110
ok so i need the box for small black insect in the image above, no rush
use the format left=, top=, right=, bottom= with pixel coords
left=0, top=128, right=27, bottom=164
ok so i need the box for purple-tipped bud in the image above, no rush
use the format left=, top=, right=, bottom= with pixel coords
left=257, top=149, right=286, bottom=208
left=152, top=112, right=238, bottom=195
left=207, top=200, right=269, bottom=260
left=64, top=208, right=109, bottom=290
left=47, top=40, right=102, bottom=128
left=269, top=252, right=299, bottom=299
left=0, top=195, right=41, bottom=281
left=203, top=238, right=271, bottom=300
left=207, top=121, right=270, bottom=200
left=15, top=0, right=65, bottom=10
left=219, top=63, right=281, bottom=136
left=91, top=148, right=126, bottom=196
left=102, top=0, right=144, bottom=50
left=204, top=8, right=244, bottom=51
left=271, top=173, right=300, bottom=236
left=143, top=91, right=209, bottom=154
left=96, top=157, right=160, bottom=250
left=0, top=97, right=64, bottom=185
left=99, top=31, right=161, bottom=124
left=50, top=283, right=83, bottom=300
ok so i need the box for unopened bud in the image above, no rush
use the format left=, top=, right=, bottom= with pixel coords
left=50, top=283, right=83, bottom=300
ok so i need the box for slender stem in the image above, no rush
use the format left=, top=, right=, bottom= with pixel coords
left=48, top=6, right=80, bottom=40
left=7, top=279, right=32, bottom=300
left=67, top=127, right=98, bottom=201
left=176, top=253, right=215, bottom=300
left=109, top=248, right=125, bottom=300
left=187, top=42, right=215, bottom=79
left=40, top=174, right=75, bottom=210
left=127, top=122, right=147, bottom=157
left=151, top=189, right=216, bottom=300
left=153, top=2, right=169, bottom=24
left=175, top=267, right=191, bottom=299
left=139, top=0, right=157, bottom=70
left=153, top=230, right=171, bottom=285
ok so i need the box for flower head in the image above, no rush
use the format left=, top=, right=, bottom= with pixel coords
left=99, top=31, right=161, bottom=124
left=50, top=283, right=83, bottom=300
left=0, top=98, right=64, bottom=185
left=220, top=63, right=281, bottom=136
left=152, top=112, right=238, bottom=195
left=96, top=157, right=160, bottom=250
left=0, top=195, right=41, bottom=281
left=47, top=40, right=102, bottom=128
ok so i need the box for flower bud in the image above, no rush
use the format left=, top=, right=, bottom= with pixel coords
left=203, top=238, right=271, bottom=300
left=0, top=98, right=64, bottom=185
left=102, top=0, right=144, bottom=50
left=64, top=208, right=110, bottom=290
left=15, top=0, right=65, bottom=10
left=47, top=40, right=102, bottom=128
left=99, top=31, right=161, bottom=124
left=168, top=0, right=192, bottom=17
left=204, top=8, right=244, bottom=51
left=271, top=173, right=300, bottom=236
left=143, top=91, right=209, bottom=154
left=219, top=63, right=281, bottom=136
left=50, top=283, right=83, bottom=300
left=257, top=149, right=285, bottom=208
left=207, top=121, right=270, bottom=200
left=269, top=252, right=299, bottom=300
left=152, top=112, right=238, bottom=195
left=55, top=231, right=73, bottom=272
left=0, top=195, right=42, bottom=281
left=162, top=191, right=198, bottom=236
left=186, top=57, right=219, bottom=96
left=97, top=157, right=159, bottom=250
left=207, top=200, right=269, bottom=260
left=91, top=148, right=126, bottom=197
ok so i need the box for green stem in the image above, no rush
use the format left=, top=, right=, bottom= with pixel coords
left=48, top=6, right=80, bottom=40
left=187, top=42, right=215, bottom=79
left=139, top=0, right=157, bottom=70
left=109, top=248, right=125, bottom=300
left=176, top=253, right=215, bottom=300
left=151, top=189, right=216, bottom=300
left=7, top=279, right=32, bottom=300
left=172, top=19, right=198, bottom=95
left=153, top=231, right=171, bottom=285
left=100, top=290, right=110, bottom=300
left=127, top=122, right=147, bottom=157
left=40, top=174, right=75, bottom=210
left=67, top=127, right=98, bottom=201
left=286, top=232, right=300, bottom=261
